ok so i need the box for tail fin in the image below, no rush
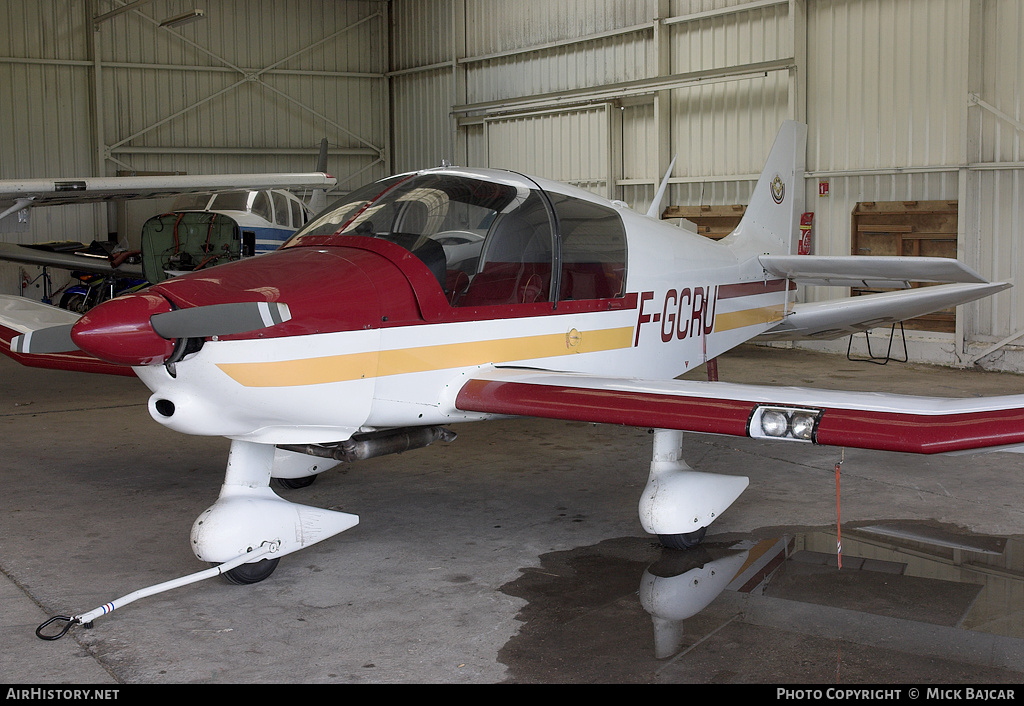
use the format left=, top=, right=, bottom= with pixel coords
left=721, top=120, right=806, bottom=256
left=308, top=138, right=331, bottom=215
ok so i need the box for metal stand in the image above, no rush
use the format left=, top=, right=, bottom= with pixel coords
left=846, top=322, right=908, bottom=365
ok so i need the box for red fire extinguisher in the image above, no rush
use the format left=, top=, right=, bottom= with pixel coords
left=798, top=212, right=813, bottom=255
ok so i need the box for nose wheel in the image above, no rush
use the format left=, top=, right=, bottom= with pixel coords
left=220, top=557, right=281, bottom=585
left=657, top=527, right=708, bottom=551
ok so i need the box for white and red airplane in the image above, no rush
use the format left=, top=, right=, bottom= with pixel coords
left=1, top=121, right=1021, bottom=588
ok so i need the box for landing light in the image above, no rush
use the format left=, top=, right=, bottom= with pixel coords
left=749, top=406, right=822, bottom=442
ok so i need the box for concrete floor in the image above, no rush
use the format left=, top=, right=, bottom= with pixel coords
left=1, top=344, right=1023, bottom=684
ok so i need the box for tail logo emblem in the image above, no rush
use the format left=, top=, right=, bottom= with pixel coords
left=770, top=174, right=786, bottom=204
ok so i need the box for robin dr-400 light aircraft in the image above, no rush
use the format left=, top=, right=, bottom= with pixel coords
left=2, top=122, right=1021, bottom=598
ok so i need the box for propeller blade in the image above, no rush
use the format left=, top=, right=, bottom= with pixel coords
left=149, top=301, right=292, bottom=340
left=11, top=324, right=78, bottom=354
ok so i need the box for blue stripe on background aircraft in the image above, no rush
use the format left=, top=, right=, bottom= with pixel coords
left=1, top=122, right=1022, bottom=636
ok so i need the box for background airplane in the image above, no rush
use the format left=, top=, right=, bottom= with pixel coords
left=0, top=142, right=336, bottom=309
left=0, top=122, right=1019, bottom=604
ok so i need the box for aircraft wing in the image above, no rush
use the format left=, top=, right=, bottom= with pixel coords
left=0, top=172, right=336, bottom=218
left=0, top=242, right=144, bottom=276
left=455, top=368, right=1024, bottom=455
left=0, top=295, right=132, bottom=376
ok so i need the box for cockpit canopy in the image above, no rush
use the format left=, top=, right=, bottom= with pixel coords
left=287, top=169, right=628, bottom=307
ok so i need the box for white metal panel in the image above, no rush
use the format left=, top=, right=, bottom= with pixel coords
left=794, top=0, right=967, bottom=360
left=97, top=0, right=386, bottom=178
left=964, top=0, right=1024, bottom=362
left=0, top=1, right=97, bottom=295
left=390, top=0, right=455, bottom=71
left=806, top=0, right=964, bottom=173
left=463, top=0, right=656, bottom=57
left=485, top=107, right=609, bottom=194
left=670, top=72, right=791, bottom=178
left=965, top=170, right=1021, bottom=342
left=0, top=0, right=390, bottom=298
left=392, top=67, right=456, bottom=172
left=463, top=31, right=653, bottom=106
left=668, top=0, right=791, bottom=74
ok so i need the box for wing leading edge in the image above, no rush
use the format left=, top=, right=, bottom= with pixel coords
left=455, top=368, right=1024, bottom=455
left=0, top=172, right=337, bottom=219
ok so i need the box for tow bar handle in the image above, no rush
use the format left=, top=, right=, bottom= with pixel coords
left=35, top=615, right=87, bottom=641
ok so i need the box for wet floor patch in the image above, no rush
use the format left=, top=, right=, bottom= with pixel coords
left=497, top=522, right=1024, bottom=683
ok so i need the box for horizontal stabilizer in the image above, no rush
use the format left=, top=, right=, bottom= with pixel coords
left=455, top=368, right=1024, bottom=455
left=757, top=281, right=1009, bottom=341
left=760, top=255, right=988, bottom=288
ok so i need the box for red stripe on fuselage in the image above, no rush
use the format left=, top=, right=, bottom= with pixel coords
left=717, top=279, right=793, bottom=299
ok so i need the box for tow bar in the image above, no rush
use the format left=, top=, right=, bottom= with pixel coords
left=35, top=541, right=279, bottom=640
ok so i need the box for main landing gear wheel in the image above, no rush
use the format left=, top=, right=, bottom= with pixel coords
left=274, top=474, right=317, bottom=489
left=657, top=526, right=707, bottom=550
left=220, top=557, right=280, bottom=585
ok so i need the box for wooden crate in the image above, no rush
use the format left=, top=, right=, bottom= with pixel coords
left=661, top=204, right=746, bottom=239
left=851, top=200, right=959, bottom=333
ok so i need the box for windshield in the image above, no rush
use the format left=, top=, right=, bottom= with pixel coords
left=171, top=193, right=214, bottom=211
left=286, top=170, right=626, bottom=307
left=288, top=171, right=553, bottom=284
left=290, top=174, right=412, bottom=241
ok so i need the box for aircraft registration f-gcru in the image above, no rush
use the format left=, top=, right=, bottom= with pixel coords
left=2, top=122, right=1022, bottom=634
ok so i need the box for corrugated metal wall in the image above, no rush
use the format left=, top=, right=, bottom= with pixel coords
left=0, top=0, right=101, bottom=270
left=1, top=0, right=388, bottom=295
left=4, top=1, right=1024, bottom=370
left=96, top=0, right=387, bottom=183
left=962, top=0, right=1024, bottom=367
left=388, top=0, right=1024, bottom=371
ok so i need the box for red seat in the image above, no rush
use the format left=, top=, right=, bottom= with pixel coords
left=459, top=262, right=550, bottom=306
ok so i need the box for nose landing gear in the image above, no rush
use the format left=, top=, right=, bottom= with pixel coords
left=191, top=439, right=360, bottom=583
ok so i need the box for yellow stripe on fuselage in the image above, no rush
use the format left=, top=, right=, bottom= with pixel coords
left=216, top=325, right=635, bottom=388
left=713, top=305, right=786, bottom=332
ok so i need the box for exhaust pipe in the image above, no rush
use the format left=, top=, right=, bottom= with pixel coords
left=278, top=425, right=456, bottom=464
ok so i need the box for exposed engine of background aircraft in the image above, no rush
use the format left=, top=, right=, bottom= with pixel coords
left=1, top=123, right=1021, bottom=638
